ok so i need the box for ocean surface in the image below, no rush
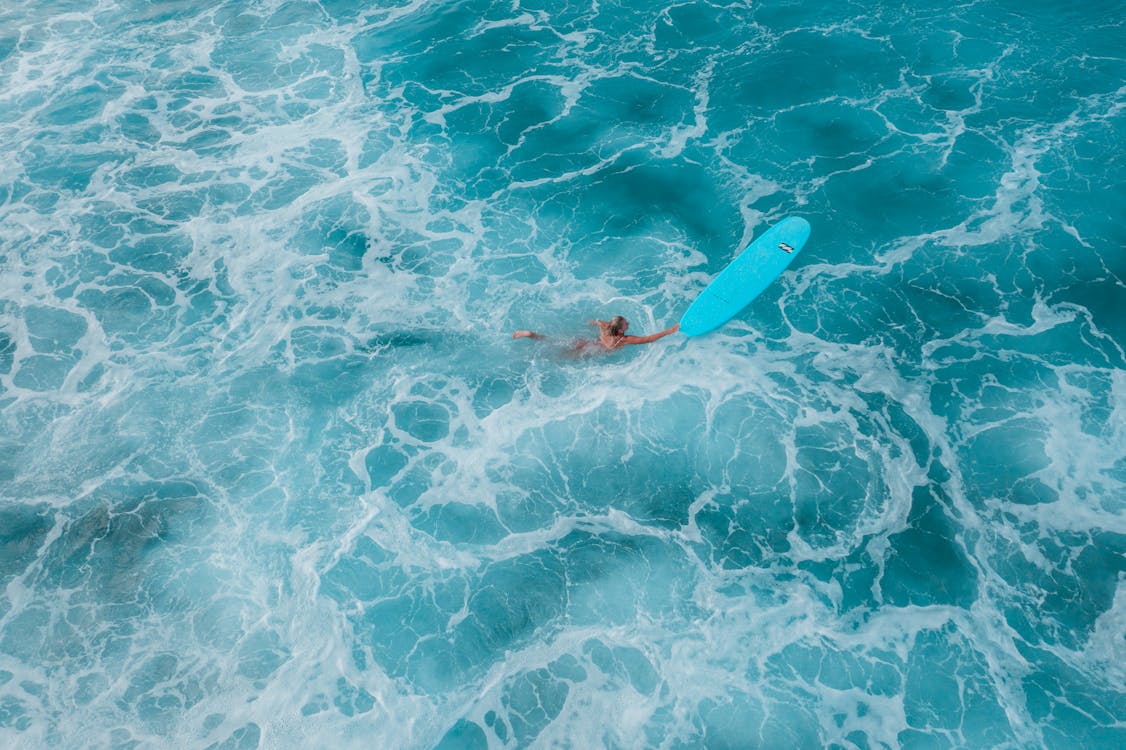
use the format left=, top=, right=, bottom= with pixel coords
left=1, top=0, right=1124, bottom=748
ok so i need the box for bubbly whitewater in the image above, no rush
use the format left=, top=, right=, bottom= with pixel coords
left=1, top=1, right=1124, bottom=748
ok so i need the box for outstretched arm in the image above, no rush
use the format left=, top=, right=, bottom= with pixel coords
left=621, top=323, right=680, bottom=346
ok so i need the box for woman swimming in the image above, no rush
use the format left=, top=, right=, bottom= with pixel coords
left=512, top=315, right=680, bottom=354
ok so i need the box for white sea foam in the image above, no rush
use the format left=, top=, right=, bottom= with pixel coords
left=2, top=1, right=1124, bottom=748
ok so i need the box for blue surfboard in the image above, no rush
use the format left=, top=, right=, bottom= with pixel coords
left=679, top=217, right=811, bottom=336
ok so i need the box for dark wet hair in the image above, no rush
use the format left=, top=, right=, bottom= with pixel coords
left=608, top=316, right=628, bottom=336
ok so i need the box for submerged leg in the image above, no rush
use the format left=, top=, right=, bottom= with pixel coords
left=512, top=330, right=545, bottom=340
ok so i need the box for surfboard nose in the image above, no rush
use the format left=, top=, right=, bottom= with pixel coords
left=782, top=216, right=811, bottom=241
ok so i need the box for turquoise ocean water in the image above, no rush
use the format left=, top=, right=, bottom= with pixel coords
left=2, top=1, right=1125, bottom=747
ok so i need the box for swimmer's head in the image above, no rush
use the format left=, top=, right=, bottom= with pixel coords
left=608, top=316, right=628, bottom=336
